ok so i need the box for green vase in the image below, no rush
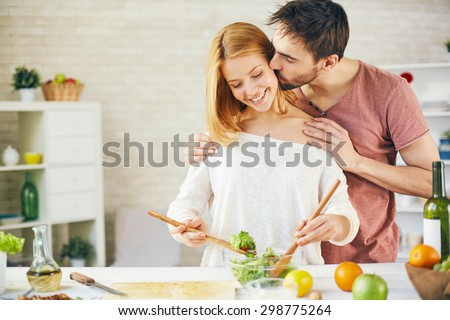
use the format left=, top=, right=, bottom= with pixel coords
left=21, top=172, right=39, bottom=221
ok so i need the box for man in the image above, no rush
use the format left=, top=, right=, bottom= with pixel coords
left=188, top=0, right=440, bottom=263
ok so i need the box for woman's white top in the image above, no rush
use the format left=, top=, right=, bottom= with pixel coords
left=167, top=132, right=359, bottom=266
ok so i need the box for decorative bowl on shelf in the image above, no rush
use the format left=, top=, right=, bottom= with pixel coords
left=24, top=152, right=42, bottom=165
left=400, top=71, right=414, bottom=84
left=405, top=263, right=450, bottom=300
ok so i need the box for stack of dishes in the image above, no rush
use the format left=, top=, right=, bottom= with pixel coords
left=0, top=214, right=24, bottom=225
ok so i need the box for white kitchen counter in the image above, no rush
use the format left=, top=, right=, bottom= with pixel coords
left=0, top=263, right=421, bottom=300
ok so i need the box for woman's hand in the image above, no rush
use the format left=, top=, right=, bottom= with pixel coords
left=169, top=216, right=209, bottom=247
left=294, top=214, right=350, bottom=246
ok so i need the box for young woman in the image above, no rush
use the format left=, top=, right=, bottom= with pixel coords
left=167, top=22, right=359, bottom=266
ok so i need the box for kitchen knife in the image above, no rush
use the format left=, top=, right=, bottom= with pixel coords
left=70, top=272, right=127, bottom=296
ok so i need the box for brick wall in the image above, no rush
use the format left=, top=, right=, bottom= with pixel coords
left=1, top=0, right=449, bottom=265
left=0, top=112, right=19, bottom=213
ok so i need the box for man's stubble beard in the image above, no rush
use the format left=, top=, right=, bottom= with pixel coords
left=275, top=68, right=320, bottom=91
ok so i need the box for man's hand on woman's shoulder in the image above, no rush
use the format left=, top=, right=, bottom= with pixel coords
left=183, top=132, right=217, bottom=164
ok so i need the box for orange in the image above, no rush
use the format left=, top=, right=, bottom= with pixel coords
left=409, top=244, right=440, bottom=268
left=334, top=261, right=363, bottom=292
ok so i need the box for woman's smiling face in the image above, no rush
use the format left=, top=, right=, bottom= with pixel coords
left=221, top=54, right=278, bottom=113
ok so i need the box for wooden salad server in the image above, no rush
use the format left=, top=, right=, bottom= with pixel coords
left=147, top=210, right=250, bottom=256
left=269, top=179, right=341, bottom=278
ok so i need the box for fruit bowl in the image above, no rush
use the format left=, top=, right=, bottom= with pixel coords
left=223, top=248, right=299, bottom=286
left=42, top=81, right=84, bottom=101
left=405, top=263, right=450, bottom=300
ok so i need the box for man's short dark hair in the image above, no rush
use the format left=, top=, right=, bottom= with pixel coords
left=267, top=0, right=349, bottom=62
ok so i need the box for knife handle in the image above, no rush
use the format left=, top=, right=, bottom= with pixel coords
left=70, top=272, right=95, bottom=286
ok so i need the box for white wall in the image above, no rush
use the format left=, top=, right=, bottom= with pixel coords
left=1, top=0, right=449, bottom=264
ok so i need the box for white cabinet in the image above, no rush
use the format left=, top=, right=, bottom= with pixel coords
left=0, top=102, right=105, bottom=267
left=380, top=63, right=450, bottom=261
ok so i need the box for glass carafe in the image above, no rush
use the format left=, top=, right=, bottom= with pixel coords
left=26, top=225, right=62, bottom=292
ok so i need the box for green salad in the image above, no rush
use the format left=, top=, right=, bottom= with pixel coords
left=228, top=232, right=296, bottom=285
left=0, top=231, right=25, bottom=254
left=229, top=231, right=256, bottom=255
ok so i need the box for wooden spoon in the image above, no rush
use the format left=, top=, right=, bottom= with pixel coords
left=269, top=179, right=341, bottom=278
left=147, top=210, right=250, bottom=256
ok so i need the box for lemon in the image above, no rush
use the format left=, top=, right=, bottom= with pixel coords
left=282, top=269, right=313, bottom=297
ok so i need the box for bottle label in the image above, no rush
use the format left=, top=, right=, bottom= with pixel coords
left=423, top=218, right=441, bottom=253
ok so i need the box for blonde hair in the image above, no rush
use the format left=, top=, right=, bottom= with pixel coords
left=206, top=22, right=296, bottom=146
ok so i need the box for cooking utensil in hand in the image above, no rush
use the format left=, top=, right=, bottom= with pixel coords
left=148, top=210, right=251, bottom=256
left=70, top=272, right=127, bottom=296
left=269, top=179, right=341, bottom=278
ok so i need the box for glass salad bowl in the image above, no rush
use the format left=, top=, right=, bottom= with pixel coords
left=223, top=248, right=300, bottom=286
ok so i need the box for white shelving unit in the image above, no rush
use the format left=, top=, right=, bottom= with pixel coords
left=381, top=63, right=450, bottom=262
left=0, top=102, right=105, bottom=266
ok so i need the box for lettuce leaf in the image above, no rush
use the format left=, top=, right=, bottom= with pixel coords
left=229, top=231, right=256, bottom=254
left=0, top=231, right=25, bottom=254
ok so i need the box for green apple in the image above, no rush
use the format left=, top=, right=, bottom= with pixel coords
left=54, top=73, right=66, bottom=84
left=352, top=274, right=388, bottom=300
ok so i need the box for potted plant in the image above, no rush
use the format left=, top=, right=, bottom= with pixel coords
left=0, top=231, right=25, bottom=294
left=442, top=129, right=450, bottom=139
left=11, top=65, right=41, bottom=102
left=59, top=236, right=94, bottom=267
left=445, top=39, right=450, bottom=63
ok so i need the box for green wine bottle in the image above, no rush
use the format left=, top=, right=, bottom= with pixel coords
left=423, top=161, right=450, bottom=260
left=20, top=172, right=39, bottom=221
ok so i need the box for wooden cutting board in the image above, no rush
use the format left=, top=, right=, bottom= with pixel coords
left=103, top=281, right=236, bottom=300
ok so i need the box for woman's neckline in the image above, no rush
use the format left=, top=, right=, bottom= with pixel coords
left=238, top=131, right=310, bottom=148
